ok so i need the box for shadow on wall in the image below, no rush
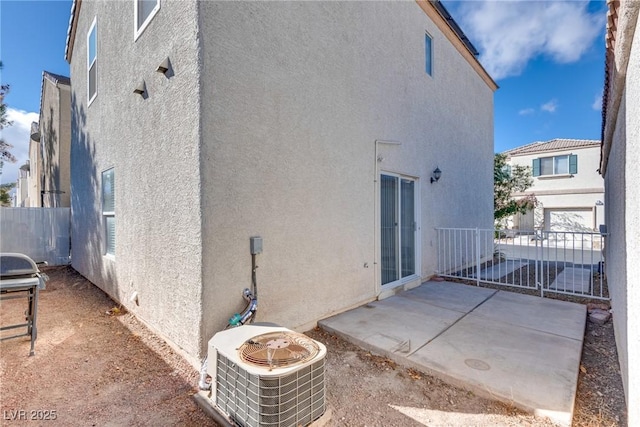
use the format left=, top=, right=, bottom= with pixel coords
left=70, top=92, right=116, bottom=296
left=42, top=107, right=61, bottom=207
left=548, top=212, right=594, bottom=233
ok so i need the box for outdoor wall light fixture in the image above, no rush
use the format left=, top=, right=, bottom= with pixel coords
left=156, top=57, right=173, bottom=76
left=133, top=80, right=147, bottom=98
left=430, top=167, right=442, bottom=184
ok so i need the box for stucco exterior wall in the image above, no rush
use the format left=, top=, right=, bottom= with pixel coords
left=623, top=18, right=640, bottom=420
left=511, top=146, right=604, bottom=192
left=509, top=146, right=604, bottom=231
left=604, top=88, right=629, bottom=418
left=68, top=0, right=204, bottom=360
left=58, top=84, right=72, bottom=208
left=198, top=1, right=494, bottom=352
left=15, top=172, right=28, bottom=207
left=602, top=3, right=640, bottom=422
left=40, top=78, right=71, bottom=207
left=27, top=125, right=42, bottom=207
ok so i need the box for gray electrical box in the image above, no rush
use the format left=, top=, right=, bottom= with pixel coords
left=250, top=236, right=263, bottom=254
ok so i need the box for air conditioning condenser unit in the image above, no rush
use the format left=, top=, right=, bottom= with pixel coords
left=205, top=324, right=327, bottom=427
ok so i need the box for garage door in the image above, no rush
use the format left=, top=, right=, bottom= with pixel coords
left=546, top=208, right=594, bottom=232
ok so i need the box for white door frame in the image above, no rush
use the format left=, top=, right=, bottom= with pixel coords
left=378, top=171, right=421, bottom=290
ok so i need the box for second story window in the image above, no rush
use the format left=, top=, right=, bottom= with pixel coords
left=87, top=18, right=97, bottom=104
left=533, top=154, right=578, bottom=177
left=425, top=32, right=433, bottom=76
left=135, top=0, right=160, bottom=39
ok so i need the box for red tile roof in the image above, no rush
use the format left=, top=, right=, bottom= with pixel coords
left=503, top=139, right=600, bottom=157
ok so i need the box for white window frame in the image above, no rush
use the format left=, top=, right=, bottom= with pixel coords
left=102, top=168, right=115, bottom=258
left=425, top=31, right=433, bottom=77
left=134, top=0, right=160, bottom=40
left=87, top=17, right=98, bottom=105
left=541, top=155, right=569, bottom=176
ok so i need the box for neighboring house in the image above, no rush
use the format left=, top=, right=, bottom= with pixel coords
left=14, top=163, right=30, bottom=207
left=504, top=139, right=604, bottom=232
left=65, top=0, right=496, bottom=362
left=600, top=0, right=640, bottom=424
left=38, top=71, right=72, bottom=208
left=27, top=122, right=42, bottom=207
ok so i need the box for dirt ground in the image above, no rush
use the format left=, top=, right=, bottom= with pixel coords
left=0, top=267, right=627, bottom=426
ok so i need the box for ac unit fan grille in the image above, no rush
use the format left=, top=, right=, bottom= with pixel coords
left=216, top=352, right=325, bottom=427
left=238, top=331, right=321, bottom=369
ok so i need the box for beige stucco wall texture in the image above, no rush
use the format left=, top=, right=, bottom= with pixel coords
left=603, top=3, right=640, bottom=422
left=198, top=1, right=494, bottom=354
left=623, top=18, right=640, bottom=420
left=69, top=0, right=204, bottom=359
left=510, top=146, right=605, bottom=230
left=70, top=1, right=493, bottom=361
left=27, top=132, right=41, bottom=207
left=40, top=78, right=72, bottom=208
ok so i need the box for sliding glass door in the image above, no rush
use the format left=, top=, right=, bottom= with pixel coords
left=380, top=174, right=417, bottom=286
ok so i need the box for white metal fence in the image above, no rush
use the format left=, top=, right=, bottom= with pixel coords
left=435, top=227, right=608, bottom=300
left=0, top=208, right=71, bottom=266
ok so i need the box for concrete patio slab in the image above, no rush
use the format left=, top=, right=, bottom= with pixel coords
left=319, top=280, right=586, bottom=426
left=409, top=313, right=583, bottom=426
left=397, top=281, right=497, bottom=313
left=550, top=267, right=593, bottom=294
left=319, top=296, right=464, bottom=355
left=472, top=290, right=586, bottom=340
left=473, top=260, right=529, bottom=280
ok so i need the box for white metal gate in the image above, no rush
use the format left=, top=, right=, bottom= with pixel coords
left=435, top=228, right=608, bottom=300
left=0, top=208, right=71, bottom=266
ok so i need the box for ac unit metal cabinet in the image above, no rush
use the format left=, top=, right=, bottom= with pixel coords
left=207, top=325, right=327, bottom=427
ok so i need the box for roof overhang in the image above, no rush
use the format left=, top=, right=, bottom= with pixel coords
left=600, top=0, right=640, bottom=175
left=63, top=0, right=497, bottom=93
left=65, top=0, right=81, bottom=63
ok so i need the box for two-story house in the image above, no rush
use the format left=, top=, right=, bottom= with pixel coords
left=37, top=71, right=72, bottom=208
left=504, top=139, right=604, bottom=232
left=65, top=0, right=497, bottom=362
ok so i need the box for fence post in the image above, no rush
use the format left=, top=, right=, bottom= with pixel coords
left=538, top=231, right=544, bottom=298
left=475, top=228, right=481, bottom=287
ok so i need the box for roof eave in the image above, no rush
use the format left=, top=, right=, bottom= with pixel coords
left=64, top=0, right=81, bottom=63
left=600, top=0, right=640, bottom=176
left=504, top=139, right=601, bottom=157
left=416, top=0, right=498, bottom=91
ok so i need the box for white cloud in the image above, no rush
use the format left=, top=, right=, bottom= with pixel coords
left=455, top=1, right=606, bottom=80
left=518, top=108, right=535, bottom=116
left=541, top=99, right=558, bottom=113
left=1, top=108, right=39, bottom=184
left=592, top=92, right=603, bottom=111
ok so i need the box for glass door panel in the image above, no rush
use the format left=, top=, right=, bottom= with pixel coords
left=381, top=174, right=417, bottom=286
left=400, top=179, right=415, bottom=278
left=380, top=175, right=398, bottom=285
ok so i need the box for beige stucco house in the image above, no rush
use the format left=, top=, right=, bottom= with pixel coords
left=36, top=71, right=71, bottom=208
left=504, top=139, right=605, bottom=232
left=27, top=122, right=42, bottom=207
left=600, top=0, right=640, bottom=423
left=65, top=0, right=496, bottom=363
left=14, top=163, right=29, bottom=207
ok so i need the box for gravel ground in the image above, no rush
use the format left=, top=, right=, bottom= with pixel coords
left=0, top=266, right=627, bottom=426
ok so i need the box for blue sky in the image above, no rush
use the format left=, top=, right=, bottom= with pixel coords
left=443, top=0, right=608, bottom=153
left=1, top=0, right=71, bottom=184
left=1, top=0, right=607, bottom=184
